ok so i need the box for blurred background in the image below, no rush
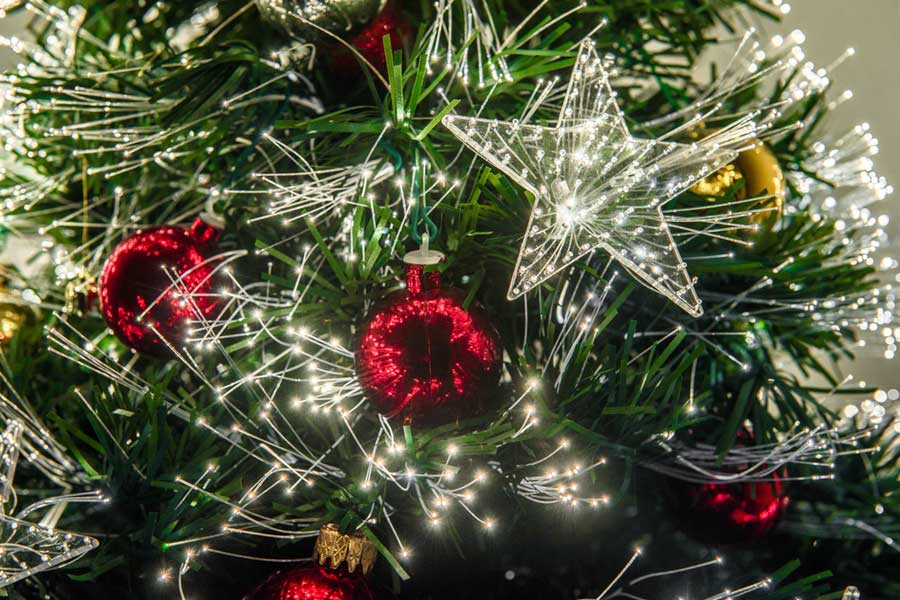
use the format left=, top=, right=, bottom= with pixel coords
left=1, top=0, right=898, bottom=390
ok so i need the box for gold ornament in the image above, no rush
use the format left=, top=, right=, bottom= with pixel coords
left=690, top=162, right=744, bottom=197
left=64, top=269, right=98, bottom=317
left=690, top=141, right=785, bottom=236
left=312, top=523, right=378, bottom=575
left=0, top=286, right=39, bottom=344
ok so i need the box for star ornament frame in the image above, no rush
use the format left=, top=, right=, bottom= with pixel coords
left=0, top=420, right=99, bottom=588
left=442, top=41, right=737, bottom=317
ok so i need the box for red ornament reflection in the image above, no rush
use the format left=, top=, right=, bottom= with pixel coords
left=679, top=473, right=789, bottom=544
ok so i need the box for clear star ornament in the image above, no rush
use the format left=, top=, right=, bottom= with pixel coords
left=443, top=40, right=738, bottom=317
left=0, top=420, right=98, bottom=588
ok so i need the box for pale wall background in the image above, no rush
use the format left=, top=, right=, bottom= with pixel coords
left=1, top=1, right=899, bottom=390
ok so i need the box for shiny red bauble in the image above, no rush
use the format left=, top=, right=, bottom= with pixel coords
left=676, top=474, right=789, bottom=544
left=356, top=262, right=502, bottom=424
left=244, top=563, right=383, bottom=600
left=98, top=217, right=224, bottom=357
left=330, top=3, right=411, bottom=76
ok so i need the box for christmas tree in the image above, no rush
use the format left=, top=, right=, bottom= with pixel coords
left=0, top=0, right=896, bottom=598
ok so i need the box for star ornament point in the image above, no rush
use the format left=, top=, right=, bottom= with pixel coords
left=443, top=41, right=736, bottom=317
left=0, top=420, right=98, bottom=589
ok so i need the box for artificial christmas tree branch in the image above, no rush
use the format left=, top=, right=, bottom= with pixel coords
left=0, top=0, right=897, bottom=599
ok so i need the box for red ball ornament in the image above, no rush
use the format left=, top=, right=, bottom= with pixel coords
left=244, top=563, right=382, bottom=600
left=356, top=251, right=502, bottom=424
left=244, top=524, right=385, bottom=600
left=676, top=473, right=789, bottom=544
left=330, top=3, right=410, bottom=76
left=99, top=217, right=224, bottom=357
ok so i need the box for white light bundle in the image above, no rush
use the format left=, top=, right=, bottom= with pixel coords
left=0, top=1, right=185, bottom=281
left=538, top=267, right=618, bottom=391
left=786, top=105, right=897, bottom=359
left=785, top=512, right=899, bottom=555
left=573, top=548, right=776, bottom=600
left=643, top=425, right=876, bottom=484
left=422, top=0, right=621, bottom=93
left=781, top=399, right=900, bottom=553
left=46, top=255, right=611, bottom=575
left=423, top=0, right=512, bottom=85
left=616, top=31, right=898, bottom=372
left=422, top=0, right=604, bottom=89
left=0, top=1, right=85, bottom=238
left=639, top=29, right=827, bottom=136
left=422, top=0, right=555, bottom=87
left=0, top=1, right=87, bottom=70
left=186, top=267, right=608, bottom=527
left=0, top=0, right=323, bottom=291
left=0, top=371, right=84, bottom=488
left=228, top=131, right=395, bottom=226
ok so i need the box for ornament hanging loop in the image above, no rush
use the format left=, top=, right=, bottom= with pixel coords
left=405, top=145, right=442, bottom=267
left=201, top=195, right=227, bottom=231
left=408, top=146, right=439, bottom=248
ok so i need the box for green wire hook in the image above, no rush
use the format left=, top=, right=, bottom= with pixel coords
left=379, top=139, right=404, bottom=171
left=409, top=147, right=438, bottom=246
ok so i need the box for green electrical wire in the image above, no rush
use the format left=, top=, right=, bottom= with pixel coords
left=408, top=147, right=438, bottom=246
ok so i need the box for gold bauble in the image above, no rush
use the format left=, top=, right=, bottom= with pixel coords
left=690, top=141, right=785, bottom=236
left=691, top=162, right=744, bottom=197
left=0, top=295, right=38, bottom=344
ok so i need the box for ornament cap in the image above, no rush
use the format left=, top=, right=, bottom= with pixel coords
left=842, top=586, right=861, bottom=600
left=402, top=248, right=444, bottom=266
left=312, top=524, right=377, bottom=576
left=64, top=269, right=98, bottom=317
left=403, top=237, right=445, bottom=294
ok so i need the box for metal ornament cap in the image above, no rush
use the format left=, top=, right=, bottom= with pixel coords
left=313, top=524, right=378, bottom=575
left=842, top=587, right=861, bottom=600
left=402, top=248, right=444, bottom=266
